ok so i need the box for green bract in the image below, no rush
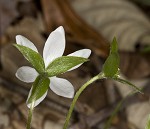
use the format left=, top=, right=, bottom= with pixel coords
left=46, top=56, right=88, bottom=77
left=27, top=76, right=50, bottom=105
left=14, top=44, right=45, bottom=73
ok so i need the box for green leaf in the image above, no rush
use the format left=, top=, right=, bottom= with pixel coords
left=113, top=77, right=143, bottom=94
left=46, top=56, right=88, bottom=77
left=102, top=37, right=120, bottom=77
left=27, top=76, right=50, bottom=105
left=145, top=114, right=150, bottom=129
left=14, top=44, right=45, bottom=73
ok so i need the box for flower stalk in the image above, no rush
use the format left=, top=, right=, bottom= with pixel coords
left=63, top=73, right=105, bottom=129
left=26, top=101, right=35, bottom=129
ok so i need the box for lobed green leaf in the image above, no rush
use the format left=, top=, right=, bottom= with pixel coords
left=46, top=56, right=88, bottom=77
left=14, top=44, right=45, bottom=73
left=27, top=76, right=50, bottom=105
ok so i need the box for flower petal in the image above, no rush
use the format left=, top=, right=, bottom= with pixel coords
left=16, top=35, right=38, bottom=52
left=16, top=66, right=38, bottom=83
left=43, top=26, right=65, bottom=68
left=49, top=77, right=74, bottom=98
left=27, top=87, right=48, bottom=108
left=67, top=49, right=91, bottom=71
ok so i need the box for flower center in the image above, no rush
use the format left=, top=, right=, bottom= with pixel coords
left=40, top=72, right=48, bottom=78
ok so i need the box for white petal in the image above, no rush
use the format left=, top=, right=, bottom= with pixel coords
left=16, top=66, right=38, bottom=83
left=16, top=35, right=38, bottom=52
left=67, top=49, right=91, bottom=71
left=26, top=87, right=48, bottom=108
left=50, top=77, right=74, bottom=98
left=43, top=26, right=65, bottom=68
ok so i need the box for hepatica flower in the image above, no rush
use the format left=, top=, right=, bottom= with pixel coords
left=14, top=26, right=91, bottom=108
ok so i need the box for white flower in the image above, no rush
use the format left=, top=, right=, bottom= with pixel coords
left=15, top=26, right=91, bottom=107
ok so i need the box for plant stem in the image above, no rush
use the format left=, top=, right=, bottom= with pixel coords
left=63, top=73, right=104, bottom=129
left=26, top=101, right=35, bottom=129
left=104, top=90, right=138, bottom=129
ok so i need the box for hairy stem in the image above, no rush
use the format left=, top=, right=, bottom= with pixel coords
left=63, top=73, right=104, bottom=129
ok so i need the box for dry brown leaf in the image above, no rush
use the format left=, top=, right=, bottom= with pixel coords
left=71, top=0, right=150, bottom=51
